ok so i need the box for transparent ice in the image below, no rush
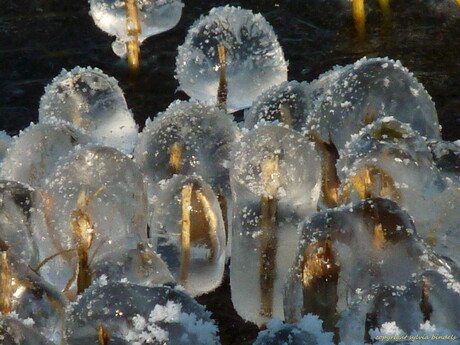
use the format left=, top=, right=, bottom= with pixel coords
left=337, top=118, right=460, bottom=268
left=0, top=121, right=92, bottom=188
left=33, top=145, right=148, bottom=296
left=306, top=57, right=441, bottom=152
left=284, top=198, right=454, bottom=334
left=230, top=124, right=321, bottom=325
left=244, top=81, right=312, bottom=131
left=0, top=247, right=67, bottom=344
left=39, top=67, right=138, bottom=154
left=0, top=316, right=57, bottom=345
left=65, top=281, right=220, bottom=345
left=89, top=0, right=184, bottom=57
left=175, top=6, right=288, bottom=112
left=91, top=241, right=175, bottom=287
left=0, top=181, right=38, bottom=267
left=150, top=174, right=226, bottom=297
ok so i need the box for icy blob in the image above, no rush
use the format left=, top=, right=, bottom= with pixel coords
left=89, top=0, right=184, bottom=57
left=39, top=67, right=138, bottom=154
left=0, top=121, right=92, bottom=188
left=176, top=6, right=288, bottom=112
left=65, top=281, right=220, bottom=345
left=306, top=57, right=441, bottom=151
left=230, top=124, right=321, bottom=325
left=34, top=145, right=148, bottom=296
left=0, top=131, right=12, bottom=163
left=150, top=174, right=226, bottom=297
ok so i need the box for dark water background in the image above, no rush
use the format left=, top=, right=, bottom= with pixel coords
left=1, top=0, right=460, bottom=344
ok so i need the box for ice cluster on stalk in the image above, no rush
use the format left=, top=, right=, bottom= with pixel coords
left=337, top=118, right=460, bottom=268
left=306, top=57, right=441, bottom=151
left=150, top=174, right=226, bottom=297
left=176, top=6, right=288, bottom=112
left=230, top=124, right=321, bottom=325
left=0, top=121, right=92, bottom=188
left=89, top=0, right=184, bottom=57
left=39, top=67, right=138, bottom=153
left=65, top=282, right=220, bottom=345
left=33, top=145, right=148, bottom=295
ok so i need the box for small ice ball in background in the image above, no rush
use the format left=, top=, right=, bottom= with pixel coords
left=230, top=124, right=321, bottom=325
left=150, top=174, right=226, bottom=297
left=0, top=131, right=12, bottom=163
left=39, top=67, right=138, bottom=154
left=91, top=241, right=175, bottom=287
left=0, top=316, right=58, bottom=345
left=176, top=6, right=288, bottom=112
left=253, top=315, right=334, bottom=345
left=65, top=282, right=220, bottom=345
left=306, top=57, right=441, bottom=152
left=0, top=121, right=92, bottom=188
left=337, top=118, right=460, bottom=268
left=284, top=198, right=454, bottom=333
left=0, top=181, right=39, bottom=267
left=244, top=81, right=312, bottom=131
left=0, top=247, right=67, bottom=344
left=33, top=145, right=148, bottom=295
left=89, top=0, right=184, bottom=57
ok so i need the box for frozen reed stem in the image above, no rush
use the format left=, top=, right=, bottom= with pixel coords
left=125, top=0, right=141, bottom=74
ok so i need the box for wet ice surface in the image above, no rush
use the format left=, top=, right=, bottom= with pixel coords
left=176, top=6, right=288, bottom=112
left=89, top=0, right=183, bottom=57
left=0, top=121, right=92, bottom=188
left=65, top=281, right=220, bottom=345
left=230, top=124, right=321, bottom=325
left=34, top=145, right=148, bottom=295
left=306, top=57, right=441, bottom=152
left=0, top=181, right=38, bottom=267
left=39, top=67, right=138, bottom=154
left=337, top=118, right=460, bottom=268
left=150, top=174, right=226, bottom=297
left=0, top=316, right=58, bottom=345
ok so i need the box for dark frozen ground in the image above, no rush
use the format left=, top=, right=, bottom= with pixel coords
left=1, top=1, right=460, bottom=344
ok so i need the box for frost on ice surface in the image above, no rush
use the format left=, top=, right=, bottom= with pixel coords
left=150, top=174, right=226, bottom=297
left=230, top=125, right=321, bottom=325
left=244, top=81, right=312, bottom=131
left=91, top=241, right=175, bottom=287
left=337, top=118, right=460, bottom=269
left=89, top=0, right=183, bottom=56
left=306, top=57, right=440, bottom=151
left=0, top=181, right=39, bottom=267
left=175, top=6, right=288, bottom=112
left=0, top=131, right=12, bottom=163
left=0, top=121, right=92, bottom=187
left=284, top=198, right=457, bottom=337
left=253, top=314, right=334, bottom=345
left=39, top=67, right=138, bottom=153
left=0, top=247, right=67, bottom=344
left=0, top=316, right=57, bottom=345
left=34, top=145, right=148, bottom=295
left=65, top=282, right=220, bottom=345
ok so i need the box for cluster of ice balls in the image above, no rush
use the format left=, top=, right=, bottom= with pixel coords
left=0, top=3, right=459, bottom=345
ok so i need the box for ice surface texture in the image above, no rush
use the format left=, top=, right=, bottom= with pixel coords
left=89, top=0, right=183, bottom=56
left=176, top=6, right=288, bottom=112
left=66, top=282, right=220, bottom=345
left=39, top=67, right=138, bottom=153
left=306, top=57, right=440, bottom=152
left=0, top=317, right=58, bottom=345
left=230, top=124, right=321, bottom=325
